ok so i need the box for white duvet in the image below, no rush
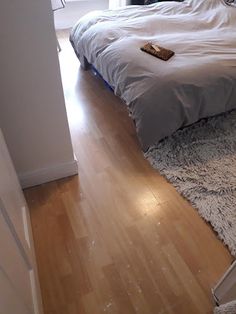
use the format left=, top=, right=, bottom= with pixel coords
left=70, top=0, right=236, bottom=150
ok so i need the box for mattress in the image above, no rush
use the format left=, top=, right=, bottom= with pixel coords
left=70, top=0, right=236, bottom=151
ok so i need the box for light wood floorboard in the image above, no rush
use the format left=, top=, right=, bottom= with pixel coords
left=24, top=30, right=233, bottom=314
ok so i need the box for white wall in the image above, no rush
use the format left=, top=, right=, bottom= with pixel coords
left=0, top=0, right=78, bottom=188
left=109, top=0, right=130, bottom=9
left=54, top=0, right=109, bottom=29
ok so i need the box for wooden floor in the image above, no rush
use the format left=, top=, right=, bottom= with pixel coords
left=25, top=31, right=233, bottom=314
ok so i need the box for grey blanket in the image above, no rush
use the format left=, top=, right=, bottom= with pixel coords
left=70, top=0, right=236, bottom=150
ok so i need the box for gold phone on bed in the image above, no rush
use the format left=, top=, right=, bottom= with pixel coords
left=141, top=43, right=175, bottom=61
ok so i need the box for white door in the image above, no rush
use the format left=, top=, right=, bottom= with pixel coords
left=0, top=129, right=43, bottom=314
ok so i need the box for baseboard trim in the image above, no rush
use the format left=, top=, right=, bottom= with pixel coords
left=19, top=159, right=78, bottom=188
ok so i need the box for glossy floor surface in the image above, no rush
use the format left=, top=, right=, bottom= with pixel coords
left=25, top=31, right=233, bottom=314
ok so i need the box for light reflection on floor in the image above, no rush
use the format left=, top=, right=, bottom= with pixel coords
left=58, top=31, right=87, bottom=128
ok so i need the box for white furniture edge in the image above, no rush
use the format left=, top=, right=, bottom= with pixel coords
left=0, top=128, right=44, bottom=313
left=212, top=260, right=236, bottom=305
left=19, top=158, right=78, bottom=188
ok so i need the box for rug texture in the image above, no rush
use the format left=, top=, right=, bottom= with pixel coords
left=214, top=300, right=236, bottom=314
left=145, top=110, right=236, bottom=256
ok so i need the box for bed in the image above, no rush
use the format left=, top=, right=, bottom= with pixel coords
left=70, top=0, right=236, bottom=151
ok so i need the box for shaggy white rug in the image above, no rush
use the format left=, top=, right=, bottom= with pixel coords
left=145, top=110, right=236, bottom=256
left=214, top=300, right=236, bottom=314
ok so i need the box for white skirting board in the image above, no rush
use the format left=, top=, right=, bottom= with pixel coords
left=19, top=159, right=78, bottom=188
